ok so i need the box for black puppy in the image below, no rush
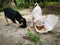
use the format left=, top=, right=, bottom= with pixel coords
left=4, top=8, right=27, bottom=28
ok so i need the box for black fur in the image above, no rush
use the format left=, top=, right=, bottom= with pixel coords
left=4, top=8, right=27, bottom=28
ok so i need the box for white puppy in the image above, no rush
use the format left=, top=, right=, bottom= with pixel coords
left=31, top=3, right=43, bottom=27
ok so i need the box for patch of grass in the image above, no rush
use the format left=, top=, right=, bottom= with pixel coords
left=0, top=8, right=3, bottom=12
left=27, top=31, right=41, bottom=45
left=16, top=43, right=23, bottom=45
left=19, top=43, right=23, bottom=45
left=0, top=5, right=3, bottom=12
left=16, top=0, right=24, bottom=8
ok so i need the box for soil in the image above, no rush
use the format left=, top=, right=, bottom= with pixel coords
left=0, top=9, right=60, bottom=45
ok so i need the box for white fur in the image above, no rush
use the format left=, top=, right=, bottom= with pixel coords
left=32, top=3, right=43, bottom=26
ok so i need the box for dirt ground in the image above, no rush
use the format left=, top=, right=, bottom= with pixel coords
left=0, top=9, right=60, bottom=45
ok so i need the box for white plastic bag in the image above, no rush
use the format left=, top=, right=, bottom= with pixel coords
left=35, top=15, right=58, bottom=33
left=32, top=3, right=42, bottom=20
left=44, top=15, right=59, bottom=31
left=32, top=3, right=59, bottom=33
